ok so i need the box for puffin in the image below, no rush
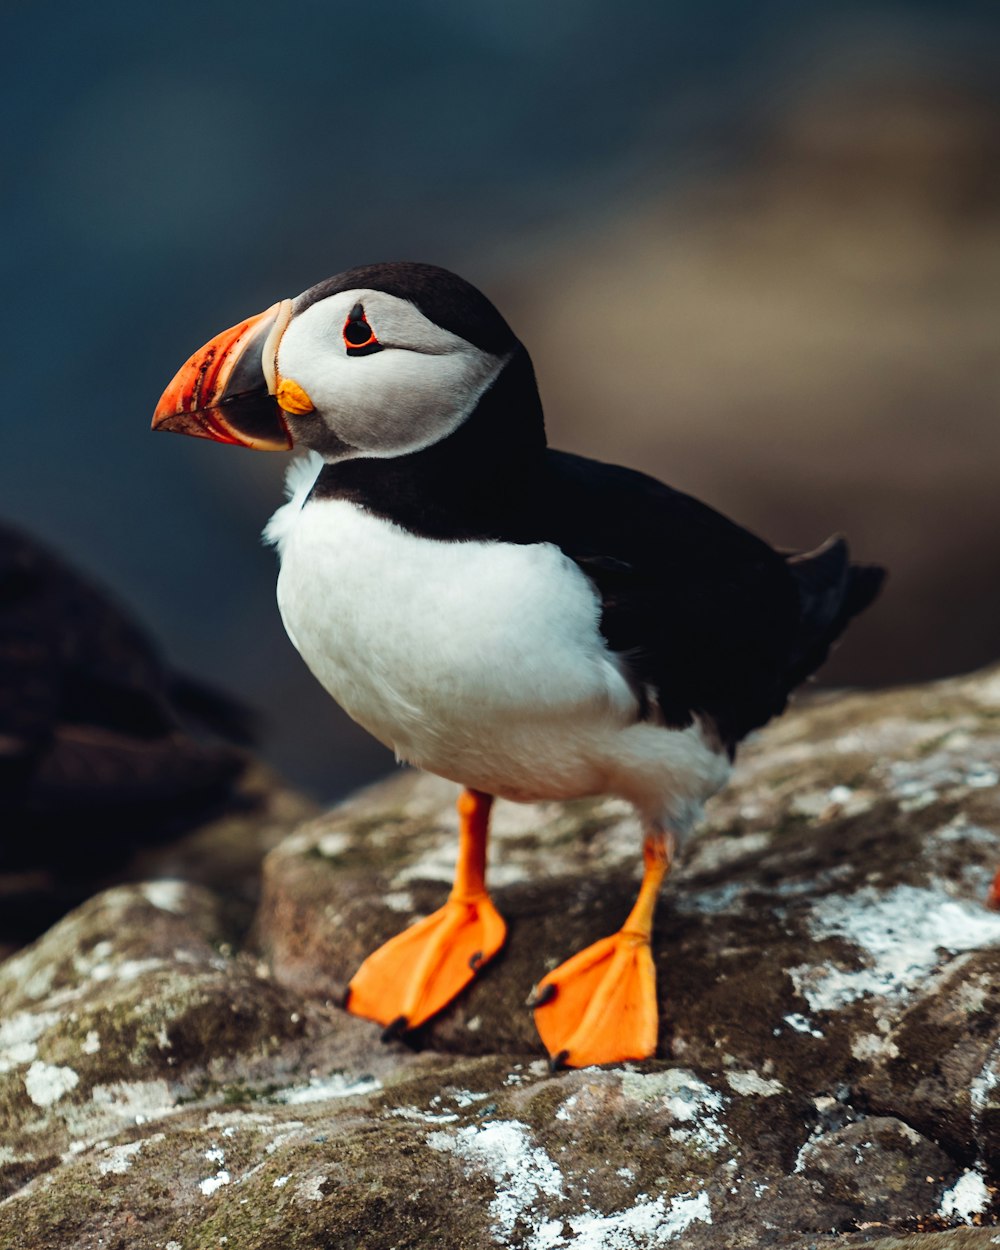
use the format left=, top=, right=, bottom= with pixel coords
left=152, top=261, right=885, bottom=1068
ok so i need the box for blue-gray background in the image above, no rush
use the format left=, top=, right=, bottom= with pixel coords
left=3, top=2, right=998, bottom=798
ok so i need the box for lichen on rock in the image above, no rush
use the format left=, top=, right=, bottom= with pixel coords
left=3, top=665, right=1000, bottom=1246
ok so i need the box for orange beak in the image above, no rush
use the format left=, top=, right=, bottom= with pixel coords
left=151, top=299, right=294, bottom=450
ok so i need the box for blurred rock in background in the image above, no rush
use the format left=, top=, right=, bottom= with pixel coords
left=1, top=3, right=997, bottom=800
left=0, top=521, right=315, bottom=953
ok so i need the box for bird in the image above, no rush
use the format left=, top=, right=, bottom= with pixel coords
left=0, top=520, right=255, bottom=938
left=152, top=261, right=885, bottom=1068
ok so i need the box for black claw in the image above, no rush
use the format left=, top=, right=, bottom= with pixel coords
left=468, top=950, right=484, bottom=971
left=550, top=1049, right=571, bottom=1071
left=527, top=983, right=557, bottom=1010
left=341, top=986, right=353, bottom=1011
left=380, top=1015, right=409, bottom=1043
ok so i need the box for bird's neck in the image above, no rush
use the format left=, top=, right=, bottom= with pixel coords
left=309, top=348, right=547, bottom=541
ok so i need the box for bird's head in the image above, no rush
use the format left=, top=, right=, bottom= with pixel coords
left=152, top=262, right=520, bottom=461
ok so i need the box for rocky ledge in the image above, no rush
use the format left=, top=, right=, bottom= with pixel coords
left=2, top=667, right=1000, bottom=1248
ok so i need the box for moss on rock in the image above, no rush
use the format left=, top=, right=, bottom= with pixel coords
left=4, top=665, right=1000, bottom=1245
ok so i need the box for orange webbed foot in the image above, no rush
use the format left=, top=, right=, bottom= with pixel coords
left=346, top=788, right=505, bottom=1035
left=530, top=928, right=658, bottom=1068
left=346, top=893, right=507, bottom=1034
left=531, top=828, right=673, bottom=1068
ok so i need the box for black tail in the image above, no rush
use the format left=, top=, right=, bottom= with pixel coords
left=785, top=536, right=886, bottom=688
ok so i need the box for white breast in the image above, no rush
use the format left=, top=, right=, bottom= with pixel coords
left=267, top=484, right=730, bottom=829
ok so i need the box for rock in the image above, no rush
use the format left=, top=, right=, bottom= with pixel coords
left=790, top=1118, right=954, bottom=1229
left=0, top=760, right=316, bottom=951
left=3, top=665, right=1000, bottom=1246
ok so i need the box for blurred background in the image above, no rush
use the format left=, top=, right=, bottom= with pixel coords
left=2, top=1, right=998, bottom=802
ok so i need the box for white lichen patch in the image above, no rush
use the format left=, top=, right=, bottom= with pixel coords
left=793, top=1129, right=825, bottom=1174
left=955, top=979, right=989, bottom=1014
left=388, top=1106, right=460, bottom=1124
left=277, top=830, right=314, bottom=857
left=428, top=1119, right=564, bottom=1246
left=565, top=1190, right=712, bottom=1247
left=898, top=790, right=939, bottom=813
left=0, top=1009, right=60, bottom=1052
left=554, top=1094, right=578, bottom=1123
left=850, top=1033, right=900, bottom=1061
left=887, top=754, right=999, bottom=803
left=940, top=1169, right=991, bottom=1223
left=317, top=831, right=353, bottom=858
left=429, top=1117, right=712, bottom=1248
left=141, top=880, right=188, bottom=913
left=971, top=1040, right=1000, bottom=1131
left=725, top=1071, right=784, bottom=1097
left=24, top=1060, right=79, bottom=1107
left=81, top=1030, right=101, bottom=1055
left=1, top=948, right=57, bottom=1002
left=617, top=1069, right=728, bottom=1153
left=199, top=1168, right=231, bottom=1196
left=273, top=1073, right=380, bottom=1105
left=451, top=1089, right=491, bottom=1108
left=97, top=1140, right=144, bottom=1175
left=90, top=958, right=168, bottom=983
left=382, top=890, right=415, bottom=913
left=0, top=1010, right=60, bottom=1072
left=931, top=816, right=1000, bottom=847
left=790, top=883, right=1000, bottom=1011
left=72, top=939, right=114, bottom=978
left=789, top=789, right=842, bottom=818
left=79, top=1078, right=177, bottom=1137
left=296, top=1174, right=329, bottom=1203
left=0, top=1040, right=38, bottom=1074
left=96, top=1133, right=164, bottom=1176
left=781, top=1013, right=824, bottom=1038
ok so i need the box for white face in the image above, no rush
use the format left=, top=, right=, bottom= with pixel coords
left=275, top=289, right=509, bottom=461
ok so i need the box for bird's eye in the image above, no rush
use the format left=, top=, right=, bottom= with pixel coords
left=343, top=304, right=383, bottom=356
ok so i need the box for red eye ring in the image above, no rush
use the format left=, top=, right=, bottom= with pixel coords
left=343, top=303, right=382, bottom=356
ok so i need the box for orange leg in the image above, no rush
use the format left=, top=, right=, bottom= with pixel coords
left=345, top=788, right=507, bottom=1036
left=531, top=828, right=674, bottom=1068
left=987, top=868, right=1000, bottom=911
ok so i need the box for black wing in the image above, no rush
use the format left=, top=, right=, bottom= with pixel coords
left=539, top=451, right=885, bottom=752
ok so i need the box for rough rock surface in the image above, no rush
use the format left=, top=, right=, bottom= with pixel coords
left=3, top=666, right=1000, bottom=1247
